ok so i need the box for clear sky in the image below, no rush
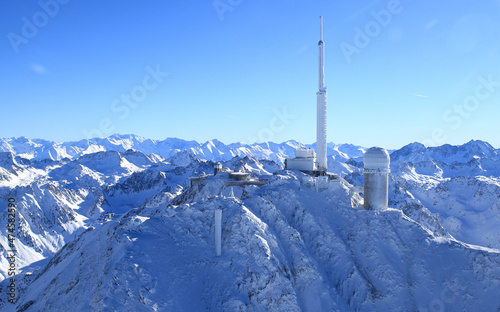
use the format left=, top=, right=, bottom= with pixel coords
left=1, top=0, right=500, bottom=149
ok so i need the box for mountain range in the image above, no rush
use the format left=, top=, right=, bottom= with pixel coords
left=0, top=135, right=498, bottom=311
left=0, top=134, right=369, bottom=164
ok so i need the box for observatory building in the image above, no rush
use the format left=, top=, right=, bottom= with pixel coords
left=286, top=16, right=328, bottom=175
left=284, top=146, right=316, bottom=173
left=363, top=147, right=390, bottom=210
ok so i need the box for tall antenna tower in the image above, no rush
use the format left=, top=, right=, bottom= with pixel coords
left=316, top=16, right=328, bottom=174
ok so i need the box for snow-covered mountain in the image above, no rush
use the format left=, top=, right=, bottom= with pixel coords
left=5, top=171, right=500, bottom=311
left=0, top=135, right=499, bottom=311
left=0, top=134, right=369, bottom=165
left=0, top=147, right=276, bottom=283
left=335, top=140, right=500, bottom=250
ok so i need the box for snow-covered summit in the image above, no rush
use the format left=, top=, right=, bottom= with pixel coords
left=0, top=134, right=368, bottom=164
left=6, top=171, right=500, bottom=311
left=0, top=136, right=499, bottom=311
left=391, top=140, right=499, bottom=165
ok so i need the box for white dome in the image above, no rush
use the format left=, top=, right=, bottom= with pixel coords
left=363, top=147, right=390, bottom=169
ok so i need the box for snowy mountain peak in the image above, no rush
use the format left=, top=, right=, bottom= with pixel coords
left=7, top=171, right=500, bottom=311
left=390, top=142, right=426, bottom=162
left=169, top=150, right=198, bottom=167
left=1, top=135, right=500, bottom=311
left=462, top=139, right=497, bottom=157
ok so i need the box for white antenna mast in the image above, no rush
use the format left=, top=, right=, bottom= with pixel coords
left=320, top=16, right=323, bottom=41
left=316, top=16, right=328, bottom=174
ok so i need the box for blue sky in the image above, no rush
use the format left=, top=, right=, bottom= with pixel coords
left=1, top=0, right=500, bottom=149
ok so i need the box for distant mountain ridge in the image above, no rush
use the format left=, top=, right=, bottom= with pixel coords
left=0, top=134, right=366, bottom=164
left=390, top=140, right=499, bottom=164
left=3, top=134, right=498, bottom=167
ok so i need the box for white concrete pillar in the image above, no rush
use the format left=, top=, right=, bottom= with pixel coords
left=215, top=209, right=222, bottom=256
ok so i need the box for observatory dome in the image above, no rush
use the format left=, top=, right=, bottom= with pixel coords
left=363, top=147, right=390, bottom=170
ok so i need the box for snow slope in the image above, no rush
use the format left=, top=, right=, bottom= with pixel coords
left=340, top=140, right=500, bottom=250
left=4, top=172, right=499, bottom=311
left=0, top=148, right=278, bottom=282
left=0, top=136, right=499, bottom=311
